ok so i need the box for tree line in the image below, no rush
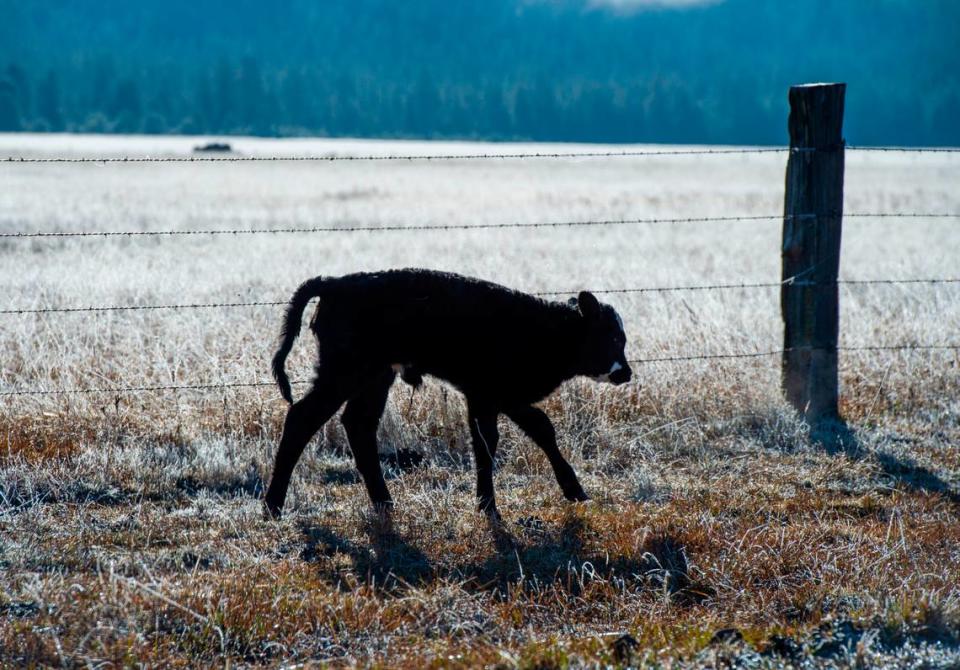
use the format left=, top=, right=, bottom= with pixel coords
left=0, top=61, right=733, bottom=143
left=1, top=0, right=957, bottom=145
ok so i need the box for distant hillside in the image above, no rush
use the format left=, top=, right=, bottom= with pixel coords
left=0, top=0, right=957, bottom=145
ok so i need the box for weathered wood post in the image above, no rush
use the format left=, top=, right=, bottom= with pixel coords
left=781, top=83, right=846, bottom=426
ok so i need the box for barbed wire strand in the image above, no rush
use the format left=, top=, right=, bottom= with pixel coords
left=3, top=278, right=958, bottom=316
left=2, top=211, right=957, bottom=240
left=845, top=146, right=960, bottom=153
left=0, top=380, right=278, bottom=397
left=539, top=277, right=960, bottom=296
left=844, top=212, right=960, bottom=219
left=0, top=213, right=799, bottom=239
left=3, top=146, right=958, bottom=164
left=1, top=344, right=956, bottom=397
left=631, top=344, right=960, bottom=366
left=2, top=147, right=796, bottom=164
left=0, top=300, right=287, bottom=315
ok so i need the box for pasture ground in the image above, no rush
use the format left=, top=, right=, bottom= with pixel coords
left=1, top=135, right=958, bottom=668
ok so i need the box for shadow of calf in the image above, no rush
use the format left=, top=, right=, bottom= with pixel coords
left=466, top=513, right=708, bottom=602
left=295, top=512, right=709, bottom=603
left=298, top=518, right=434, bottom=586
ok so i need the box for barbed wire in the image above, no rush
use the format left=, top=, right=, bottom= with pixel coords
left=849, top=344, right=960, bottom=355
left=2, top=142, right=954, bottom=397
left=843, top=213, right=960, bottom=220
left=846, top=146, right=960, bottom=153
left=836, top=278, right=960, bottom=285
left=0, top=380, right=280, bottom=397
left=628, top=350, right=784, bottom=364
left=2, top=211, right=957, bottom=240
left=2, top=147, right=795, bottom=164
left=3, top=278, right=958, bottom=316
left=0, top=213, right=796, bottom=239
left=3, top=146, right=958, bottom=164
left=539, top=277, right=960, bottom=297
left=630, top=344, right=960, bottom=366
left=1, top=344, right=956, bottom=397
left=0, top=300, right=286, bottom=315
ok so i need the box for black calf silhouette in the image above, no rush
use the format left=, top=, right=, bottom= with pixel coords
left=264, top=269, right=631, bottom=520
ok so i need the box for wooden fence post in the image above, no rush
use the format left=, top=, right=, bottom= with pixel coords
left=781, top=83, right=846, bottom=425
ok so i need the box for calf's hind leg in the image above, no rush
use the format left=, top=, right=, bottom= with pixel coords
left=504, top=405, right=589, bottom=502
left=341, top=369, right=395, bottom=511
left=467, top=401, right=501, bottom=519
left=264, top=371, right=350, bottom=519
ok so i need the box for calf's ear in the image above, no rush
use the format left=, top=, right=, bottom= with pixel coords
left=577, top=291, right=601, bottom=318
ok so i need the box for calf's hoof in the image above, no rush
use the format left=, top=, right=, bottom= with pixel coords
left=263, top=498, right=283, bottom=521
left=478, top=499, right=502, bottom=523
left=563, top=487, right=591, bottom=503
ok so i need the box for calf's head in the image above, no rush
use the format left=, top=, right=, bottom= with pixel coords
left=573, top=291, right=632, bottom=385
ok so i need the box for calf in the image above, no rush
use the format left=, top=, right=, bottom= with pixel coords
left=264, top=268, right=631, bottom=519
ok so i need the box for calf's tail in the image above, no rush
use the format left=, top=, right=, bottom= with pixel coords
left=272, top=276, right=327, bottom=404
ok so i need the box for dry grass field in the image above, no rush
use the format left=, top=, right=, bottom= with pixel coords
left=1, top=134, right=958, bottom=668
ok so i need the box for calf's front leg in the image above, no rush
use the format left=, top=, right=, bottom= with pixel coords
left=505, top=405, right=589, bottom=502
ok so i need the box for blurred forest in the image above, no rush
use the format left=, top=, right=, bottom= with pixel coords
left=0, top=0, right=957, bottom=145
